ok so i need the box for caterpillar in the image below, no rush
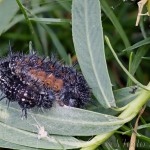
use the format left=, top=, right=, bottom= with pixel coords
left=0, top=49, right=90, bottom=118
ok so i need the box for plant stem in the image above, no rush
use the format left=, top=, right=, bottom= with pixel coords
left=81, top=83, right=150, bottom=150
left=16, top=0, right=34, bottom=35
left=105, top=36, right=149, bottom=91
left=16, top=0, right=42, bottom=53
left=127, top=52, right=133, bottom=86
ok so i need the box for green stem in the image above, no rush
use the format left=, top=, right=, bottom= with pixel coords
left=81, top=83, right=150, bottom=150
left=105, top=36, right=150, bottom=91
left=127, top=52, right=133, bottom=86
left=16, top=0, right=34, bottom=35
left=16, top=0, right=42, bottom=53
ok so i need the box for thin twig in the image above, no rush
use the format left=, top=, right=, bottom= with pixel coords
left=129, top=105, right=146, bottom=150
left=136, top=0, right=148, bottom=26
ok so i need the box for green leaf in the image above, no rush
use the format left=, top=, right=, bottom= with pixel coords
left=100, top=0, right=130, bottom=48
left=0, top=99, right=123, bottom=137
left=0, top=0, right=18, bottom=35
left=90, top=86, right=141, bottom=115
left=29, top=17, right=70, bottom=24
left=16, top=0, right=44, bottom=54
left=5, top=5, right=55, bottom=32
left=0, top=139, right=38, bottom=150
left=114, top=86, right=141, bottom=107
left=36, top=23, right=49, bottom=55
left=43, top=25, right=70, bottom=64
left=72, top=0, right=116, bottom=108
left=18, top=6, right=70, bottom=63
left=0, top=121, right=82, bottom=149
left=121, top=38, right=150, bottom=83
left=122, top=37, right=150, bottom=52
left=137, top=123, right=150, bottom=130
left=129, top=47, right=148, bottom=76
left=142, top=57, right=150, bottom=60
left=55, top=0, right=71, bottom=12
left=105, top=36, right=149, bottom=91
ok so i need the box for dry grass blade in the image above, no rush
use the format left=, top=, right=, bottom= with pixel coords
left=129, top=105, right=146, bottom=150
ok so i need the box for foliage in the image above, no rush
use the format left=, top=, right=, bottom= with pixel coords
left=0, top=0, right=150, bottom=149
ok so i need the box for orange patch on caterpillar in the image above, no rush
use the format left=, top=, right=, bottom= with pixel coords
left=28, top=69, right=63, bottom=91
left=44, top=74, right=55, bottom=88
left=53, top=79, right=63, bottom=91
left=44, top=74, right=63, bottom=91
left=29, top=69, right=47, bottom=82
left=36, top=71, right=46, bottom=81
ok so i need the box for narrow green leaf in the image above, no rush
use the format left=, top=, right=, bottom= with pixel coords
left=0, top=100, right=123, bottom=136
left=142, top=57, right=150, bottom=60
left=137, top=123, right=150, bottom=130
left=90, top=86, right=141, bottom=115
left=122, top=38, right=149, bottom=81
left=16, top=0, right=42, bottom=54
left=100, top=0, right=130, bottom=48
left=29, top=17, right=70, bottom=24
left=20, top=6, right=70, bottom=63
left=122, top=37, right=150, bottom=52
left=36, top=23, right=49, bottom=55
left=105, top=36, right=149, bottom=91
left=16, top=0, right=36, bottom=36
left=5, top=5, right=55, bottom=32
left=139, top=17, right=147, bottom=39
left=114, top=86, right=141, bottom=107
left=130, top=47, right=148, bottom=76
left=127, top=52, right=133, bottom=86
left=72, top=0, right=116, bottom=108
left=43, top=25, right=70, bottom=64
left=55, top=0, right=71, bottom=12
left=0, top=0, right=18, bottom=35
left=121, top=126, right=150, bottom=144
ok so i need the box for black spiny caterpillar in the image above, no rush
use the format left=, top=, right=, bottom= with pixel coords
left=0, top=48, right=90, bottom=118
